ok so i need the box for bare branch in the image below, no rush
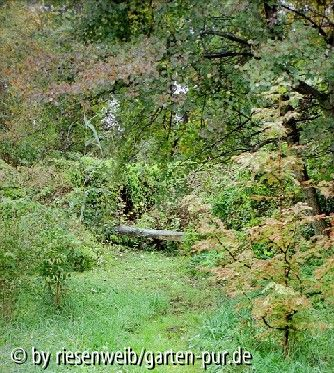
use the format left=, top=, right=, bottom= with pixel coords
left=204, top=51, right=254, bottom=59
left=200, top=31, right=250, bottom=46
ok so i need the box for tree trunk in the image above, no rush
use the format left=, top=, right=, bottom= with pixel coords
left=285, top=117, right=327, bottom=235
left=113, top=225, right=184, bottom=242
left=298, top=166, right=327, bottom=235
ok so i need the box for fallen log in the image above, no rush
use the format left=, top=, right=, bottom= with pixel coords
left=113, top=225, right=185, bottom=242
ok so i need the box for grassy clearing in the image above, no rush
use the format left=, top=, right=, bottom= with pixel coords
left=1, top=246, right=333, bottom=373
left=0, top=246, right=219, bottom=372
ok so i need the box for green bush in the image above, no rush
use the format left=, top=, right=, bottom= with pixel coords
left=212, top=182, right=276, bottom=230
left=0, top=198, right=98, bottom=312
left=64, top=157, right=119, bottom=236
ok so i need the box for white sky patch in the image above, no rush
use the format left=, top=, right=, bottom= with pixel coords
left=172, top=81, right=188, bottom=95
left=101, top=97, right=123, bottom=132
left=174, top=113, right=184, bottom=123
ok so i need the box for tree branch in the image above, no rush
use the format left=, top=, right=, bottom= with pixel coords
left=293, top=80, right=329, bottom=104
left=250, top=137, right=286, bottom=152
left=281, top=4, right=329, bottom=41
left=204, top=51, right=254, bottom=59
left=262, top=316, right=286, bottom=330
left=200, top=30, right=250, bottom=46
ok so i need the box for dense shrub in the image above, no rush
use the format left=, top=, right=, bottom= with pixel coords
left=0, top=198, right=98, bottom=312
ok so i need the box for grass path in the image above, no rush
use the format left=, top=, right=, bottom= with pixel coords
left=0, top=246, right=219, bottom=372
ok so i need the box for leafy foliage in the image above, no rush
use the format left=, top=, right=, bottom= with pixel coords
left=0, top=198, right=98, bottom=311
left=185, top=150, right=334, bottom=355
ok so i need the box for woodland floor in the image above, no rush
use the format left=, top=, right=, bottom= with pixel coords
left=1, top=246, right=333, bottom=373
left=0, top=246, right=220, bottom=373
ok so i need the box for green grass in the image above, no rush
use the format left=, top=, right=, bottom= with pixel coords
left=191, top=298, right=334, bottom=373
left=1, top=246, right=333, bottom=372
left=0, top=246, right=219, bottom=372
